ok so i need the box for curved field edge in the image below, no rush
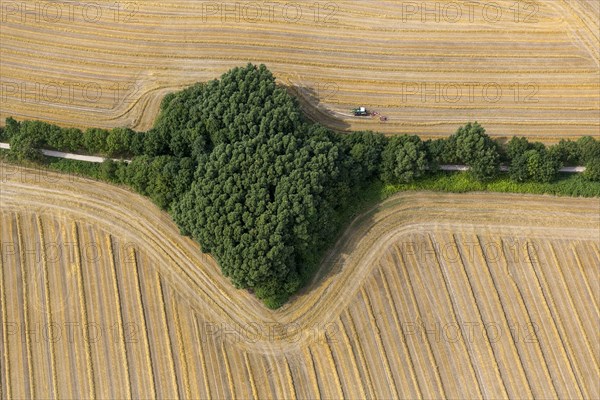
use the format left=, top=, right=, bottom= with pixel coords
left=2, top=165, right=599, bottom=398
left=0, top=0, right=598, bottom=138
left=1, top=163, right=598, bottom=345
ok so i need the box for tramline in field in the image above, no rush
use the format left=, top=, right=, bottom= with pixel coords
left=1, top=167, right=598, bottom=398
left=1, top=0, right=598, bottom=140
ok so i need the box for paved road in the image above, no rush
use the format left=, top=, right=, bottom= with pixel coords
left=0, top=142, right=586, bottom=172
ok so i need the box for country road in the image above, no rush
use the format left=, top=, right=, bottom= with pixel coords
left=0, top=143, right=130, bottom=163
left=0, top=143, right=587, bottom=172
left=438, top=164, right=586, bottom=173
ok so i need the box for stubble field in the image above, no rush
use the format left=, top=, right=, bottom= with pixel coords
left=1, top=164, right=598, bottom=398
left=1, top=0, right=599, bottom=140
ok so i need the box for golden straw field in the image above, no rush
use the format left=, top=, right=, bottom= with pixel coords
left=1, top=0, right=599, bottom=140
left=1, top=165, right=598, bottom=398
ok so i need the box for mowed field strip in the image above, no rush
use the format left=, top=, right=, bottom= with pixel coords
left=0, top=164, right=598, bottom=398
left=1, top=0, right=599, bottom=140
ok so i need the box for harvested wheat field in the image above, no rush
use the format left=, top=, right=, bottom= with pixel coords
left=0, top=164, right=598, bottom=398
left=1, top=0, right=599, bottom=140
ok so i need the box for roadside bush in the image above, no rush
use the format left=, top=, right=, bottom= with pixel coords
left=424, top=138, right=447, bottom=171
left=341, top=130, right=388, bottom=181
left=3, top=117, right=20, bottom=141
left=4, top=64, right=598, bottom=308
left=83, top=128, right=110, bottom=154
left=9, top=120, right=45, bottom=161
left=381, top=135, right=428, bottom=183
left=550, top=139, right=581, bottom=166
left=577, top=136, right=600, bottom=163
left=510, top=148, right=561, bottom=183
left=583, top=158, right=600, bottom=182
left=506, top=136, right=530, bottom=160
left=106, top=127, right=135, bottom=157
left=452, top=122, right=500, bottom=181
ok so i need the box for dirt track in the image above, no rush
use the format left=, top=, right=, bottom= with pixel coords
left=1, top=164, right=598, bottom=398
left=1, top=0, right=599, bottom=140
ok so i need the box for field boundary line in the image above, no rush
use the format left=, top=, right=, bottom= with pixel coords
left=17, top=215, right=36, bottom=398
left=323, top=337, right=344, bottom=399
left=499, top=238, right=559, bottom=398
left=393, top=244, right=448, bottom=398
left=157, top=273, right=181, bottom=399
left=303, top=347, right=321, bottom=399
left=220, top=341, right=236, bottom=399
left=192, top=314, right=211, bottom=399
left=129, top=247, right=157, bottom=399
left=0, top=217, right=11, bottom=400
left=284, top=356, right=297, bottom=400
left=344, top=310, right=376, bottom=399
left=170, top=295, right=191, bottom=399
left=379, top=265, right=423, bottom=398
left=360, top=287, right=400, bottom=399
left=71, top=222, right=96, bottom=400
left=571, top=245, right=600, bottom=316
left=549, top=243, right=600, bottom=375
left=36, top=216, right=59, bottom=399
left=2, top=177, right=597, bottom=348
left=105, top=234, right=132, bottom=399
left=427, top=233, right=485, bottom=398
left=476, top=235, right=534, bottom=398
left=338, top=315, right=368, bottom=399
left=453, top=234, right=509, bottom=398
left=527, top=244, right=585, bottom=398
left=243, top=352, right=259, bottom=400
left=266, top=354, right=286, bottom=400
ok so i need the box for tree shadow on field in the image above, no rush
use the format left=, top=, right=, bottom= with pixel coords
left=281, top=83, right=352, bottom=132
left=286, top=192, right=384, bottom=306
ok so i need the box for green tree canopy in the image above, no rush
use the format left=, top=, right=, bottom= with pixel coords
left=577, top=136, right=600, bottom=164
left=151, top=64, right=302, bottom=160
left=451, top=122, right=500, bottom=181
left=550, top=139, right=581, bottom=166
left=583, top=158, right=600, bottom=182
left=341, top=131, right=388, bottom=182
left=6, top=64, right=597, bottom=308
left=167, top=64, right=352, bottom=307
left=8, top=120, right=45, bottom=161
left=506, top=136, right=531, bottom=160
left=510, top=148, right=561, bottom=183
left=381, top=135, right=428, bottom=183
